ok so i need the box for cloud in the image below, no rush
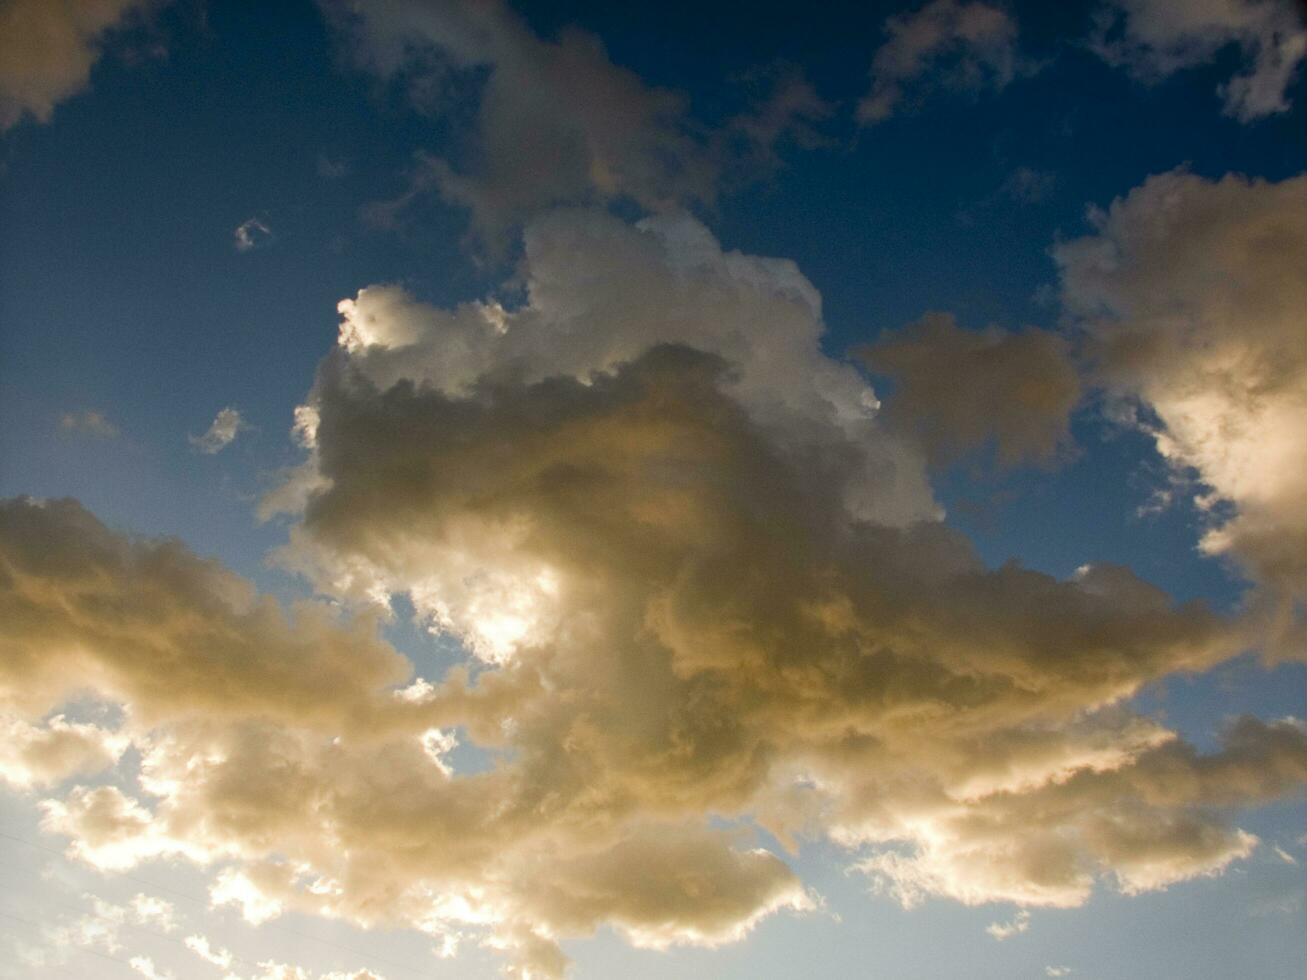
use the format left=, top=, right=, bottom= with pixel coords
left=184, top=934, right=234, bottom=970
left=129, top=955, right=173, bottom=979
left=1046, top=968, right=1072, bottom=978
left=324, top=0, right=827, bottom=250
left=860, top=312, right=1082, bottom=468
left=317, top=154, right=351, bottom=179
left=986, top=907, right=1030, bottom=940
left=234, top=217, right=275, bottom=251
left=0, top=496, right=409, bottom=728
left=189, top=406, right=246, bottom=453
left=4, top=211, right=1305, bottom=976
left=0, top=0, right=158, bottom=131
left=59, top=410, right=120, bottom=439
left=35, top=892, right=180, bottom=969
left=0, top=714, right=127, bottom=789
left=130, top=894, right=177, bottom=932
left=1056, top=168, right=1307, bottom=644
left=1092, top=0, right=1307, bottom=121
left=857, top=0, right=1023, bottom=125
left=1000, top=165, right=1056, bottom=204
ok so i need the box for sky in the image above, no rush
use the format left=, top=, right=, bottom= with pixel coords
left=1, top=0, right=1306, bottom=978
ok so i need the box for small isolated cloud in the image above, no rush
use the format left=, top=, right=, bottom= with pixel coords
left=857, top=0, right=1023, bottom=124
left=0, top=0, right=158, bottom=131
left=189, top=407, right=245, bottom=454
left=1274, top=845, right=1298, bottom=865
left=233, top=217, right=274, bottom=252
left=1001, top=165, right=1056, bottom=204
left=860, top=312, right=1081, bottom=468
left=986, top=907, right=1030, bottom=940
left=184, top=934, right=233, bottom=970
left=1046, top=968, right=1073, bottom=978
left=1093, top=0, right=1307, bottom=121
left=59, top=410, right=119, bottom=439
left=128, top=956, right=172, bottom=980
left=317, top=154, right=351, bottom=179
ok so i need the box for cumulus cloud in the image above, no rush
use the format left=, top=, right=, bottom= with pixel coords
left=860, top=312, right=1081, bottom=468
left=0, top=0, right=158, bottom=131
left=857, top=0, right=1022, bottom=124
left=1092, top=0, right=1307, bottom=121
left=58, top=409, right=120, bottom=439
left=1056, top=169, right=1307, bottom=643
left=323, top=0, right=827, bottom=250
left=5, top=210, right=1306, bottom=976
left=190, top=406, right=246, bottom=453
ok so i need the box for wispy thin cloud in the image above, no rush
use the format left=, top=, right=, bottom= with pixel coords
left=59, top=410, right=119, bottom=439
left=233, top=217, right=274, bottom=252
left=987, top=908, right=1030, bottom=940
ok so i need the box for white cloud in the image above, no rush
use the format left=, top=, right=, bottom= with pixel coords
left=986, top=908, right=1030, bottom=940
left=0, top=0, right=158, bottom=131
left=189, top=407, right=245, bottom=454
left=857, top=0, right=1022, bottom=124
left=234, top=217, right=274, bottom=252
left=1046, top=968, right=1073, bottom=978
left=129, top=894, right=177, bottom=932
left=129, top=955, right=174, bottom=980
left=0, top=714, right=127, bottom=789
left=1093, top=0, right=1307, bottom=121
left=185, top=934, right=234, bottom=970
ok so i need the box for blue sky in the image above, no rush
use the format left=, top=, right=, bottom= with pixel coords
left=2, top=1, right=1306, bottom=978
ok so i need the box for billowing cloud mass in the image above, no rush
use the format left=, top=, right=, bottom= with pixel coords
left=190, top=406, right=246, bottom=453
left=857, top=0, right=1021, bottom=124
left=0, top=0, right=156, bottom=131
left=861, top=312, right=1082, bottom=467
left=1057, top=169, right=1307, bottom=642
left=1093, top=0, right=1307, bottom=121
left=7, top=207, right=1307, bottom=977
left=323, top=0, right=827, bottom=249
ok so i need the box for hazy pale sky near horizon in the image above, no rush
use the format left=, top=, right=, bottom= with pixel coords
left=2, top=1, right=1307, bottom=978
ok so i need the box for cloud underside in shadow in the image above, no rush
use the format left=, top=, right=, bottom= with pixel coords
left=5, top=194, right=1307, bottom=976
left=0, top=0, right=157, bottom=131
